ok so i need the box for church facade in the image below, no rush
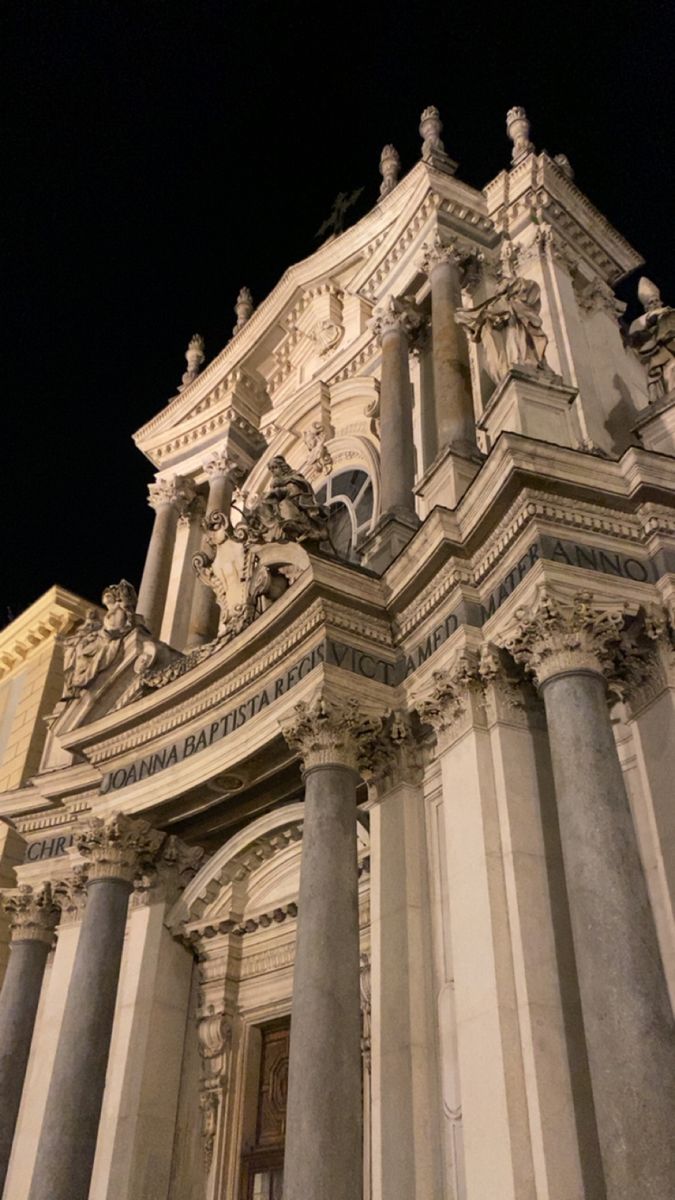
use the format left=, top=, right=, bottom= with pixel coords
left=0, top=105, right=674, bottom=1200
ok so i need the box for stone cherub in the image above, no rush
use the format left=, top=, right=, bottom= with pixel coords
left=456, top=245, right=550, bottom=385
left=61, top=580, right=142, bottom=700
left=629, top=277, right=675, bottom=403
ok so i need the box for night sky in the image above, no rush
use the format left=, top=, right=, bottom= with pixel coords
left=2, top=1, right=674, bottom=622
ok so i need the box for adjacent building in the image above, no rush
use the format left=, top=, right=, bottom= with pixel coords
left=1, top=105, right=674, bottom=1200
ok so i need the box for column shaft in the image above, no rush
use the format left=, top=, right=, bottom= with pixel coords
left=542, top=670, right=675, bottom=1197
left=28, top=877, right=132, bottom=1200
left=186, top=470, right=234, bottom=647
left=429, top=259, right=474, bottom=454
left=283, top=764, right=363, bottom=1200
left=379, top=327, right=417, bottom=519
left=0, top=938, right=51, bottom=1194
left=137, top=501, right=179, bottom=637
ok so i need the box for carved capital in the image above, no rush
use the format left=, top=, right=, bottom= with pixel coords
left=416, top=649, right=485, bottom=742
left=419, top=232, right=460, bottom=276
left=503, top=590, right=626, bottom=687
left=3, top=882, right=59, bottom=946
left=133, top=833, right=205, bottom=907
left=369, top=295, right=425, bottom=344
left=75, top=812, right=166, bottom=884
left=147, top=474, right=196, bottom=514
left=54, top=867, right=89, bottom=925
left=280, top=695, right=389, bottom=776
left=203, top=450, right=245, bottom=482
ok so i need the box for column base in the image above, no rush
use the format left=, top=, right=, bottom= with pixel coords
left=415, top=444, right=482, bottom=516
left=359, top=509, right=420, bottom=572
left=477, top=367, right=577, bottom=450
left=632, top=390, right=675, bottom=455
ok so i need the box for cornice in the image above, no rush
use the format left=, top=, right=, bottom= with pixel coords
left=0, top=586, right=93, bottom=680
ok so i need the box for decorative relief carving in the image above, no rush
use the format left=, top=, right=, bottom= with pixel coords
left=302, top=420, right=334, bottom=477
left=503, top=590, right=626, bottom=686
left=2, top=882, right=59, bottom=945
left=75, top=812, right=166, bottom=884
left=147, top=474, right=196, bottom=514
left=360, top=953, right=372, bottom=1073
left=133, top=834, right=205, bottom=907
left=197, top=1010, right=233, bottom=1172
left=280, top=694, right=390, bottom=776
left=54, top=867, right=89, bottom=926
left=574, top=275, right=626, bottom=319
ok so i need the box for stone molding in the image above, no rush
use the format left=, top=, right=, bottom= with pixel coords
left=2, top=882, right=59, bottom=945
left=360, top=952, right=372, bottom=1073
left=280, top=694, right=390, bottom=775
left=503, top=589, right=626, bottom=686
left=75, top=812, right=166, bottom=884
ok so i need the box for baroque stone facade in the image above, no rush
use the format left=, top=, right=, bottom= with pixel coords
left=1, top=103, right=675, bottom=1200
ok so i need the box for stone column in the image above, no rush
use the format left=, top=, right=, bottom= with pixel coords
left=0, top=884, right=59, bottom=1196
left=186, top=452, right=241, bottom=648
left=280, top=696, right=382, bottom=1200
left=506, top=591, right=675, bottom=1198
left=420, top=235, right=475, bottom=457
left=371, top=297, right=423, bottom=523
left=137, top=476, right=193, bottom=637
left=28, top=814, right=165, bottom=1200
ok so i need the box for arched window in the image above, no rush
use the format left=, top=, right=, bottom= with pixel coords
left=314, top=469, right=374, bottom=560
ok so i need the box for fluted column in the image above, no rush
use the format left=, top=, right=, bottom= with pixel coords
left=506, top=591, right=675, bottom=1198
left=371, top=297, right=423, bottom=522
left=28, top=814, right=165, bottom=1200
left=137, top=476, right=193, bottom=637
left=420, top=235, right=475, bottom=457
left=187, top=451, right=241, bottom=647
left=280, top=696, right=383, bottom=1200
left=0, top=884, right=59, bottom=1195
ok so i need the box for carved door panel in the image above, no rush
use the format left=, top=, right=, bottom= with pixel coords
left=240, top=1020, right=289, bottom=1200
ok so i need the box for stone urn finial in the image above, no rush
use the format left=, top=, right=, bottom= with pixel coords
left=506, top=106, right=535, bottom=164
left=178, top=334, right=205, bottom=392
left=233, top=287, right=254, bottom=335
left=379, top=144, right=401, bottom=197
left=419, top=105, right=456, bottom=173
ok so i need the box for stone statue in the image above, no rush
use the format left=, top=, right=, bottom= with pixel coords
left=233, top=287, right=254, bottom=335
left=302, top=420, right=333, bottom=475
left=61, top=581, right=142, bottom=700
left=178, top=334, right=205, bottom=392
left=629, top=277, right=675, bottom=403
left=237, top=457, right=330, bottom=546
left=379, top=145, right=401, bottom=197
left=419, top=106, right=446, bottom=162
left=456, top=253, right=550, bottom=385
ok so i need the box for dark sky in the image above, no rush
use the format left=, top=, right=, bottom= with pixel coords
left=2, top=0, right=674, bottom=622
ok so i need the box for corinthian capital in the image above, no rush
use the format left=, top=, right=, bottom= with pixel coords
left=416, top=649, right=484, bottom=737
left=147, top=475, right=196, bottom=514
left=203, top=449, right=245, bottom=482
left=419, top=233, right=460, bottom=276
left=3, top=882, right=60, bottom=945
left=503, top=590, right=626, bottom=687
left=280, top=695, right=390, bottom=776
left=369, top=295, right=425, bottom=344
left=75, top=812, right=166, bottom=884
